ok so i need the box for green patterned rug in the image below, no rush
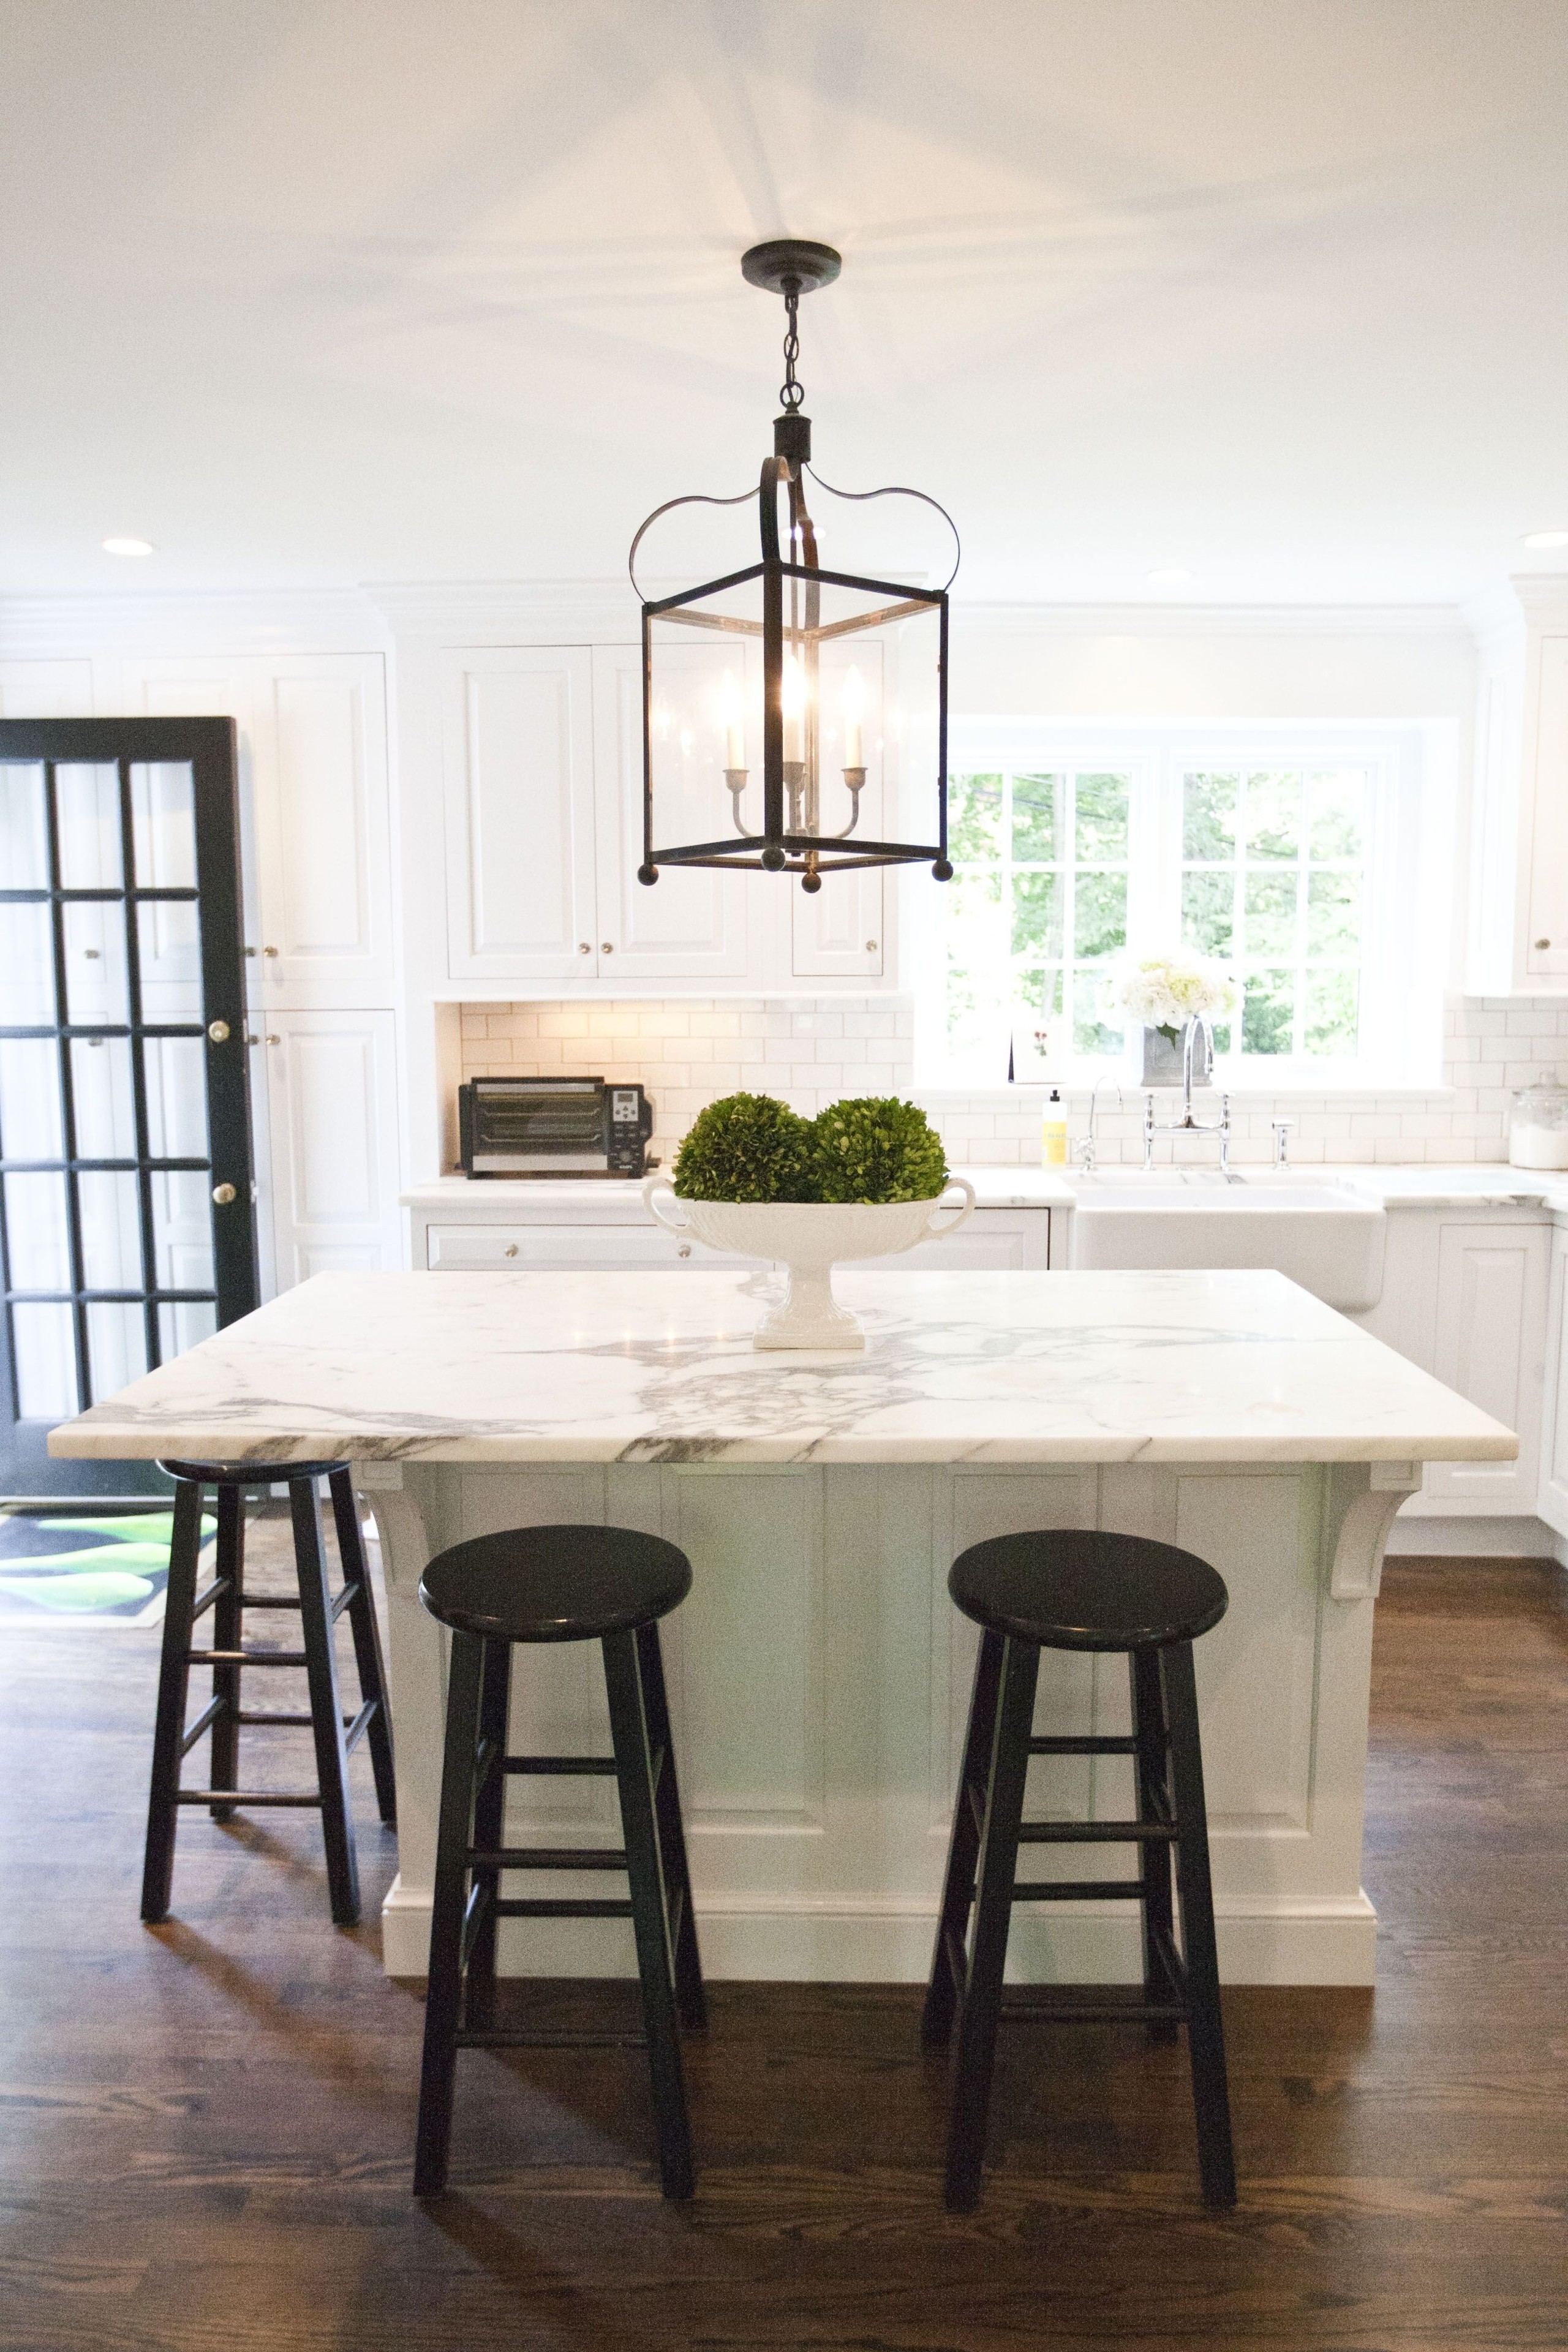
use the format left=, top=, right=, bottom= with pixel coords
left=0, top=1510, right=216, bottom=1624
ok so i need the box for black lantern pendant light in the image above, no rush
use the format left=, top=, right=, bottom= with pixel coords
left=629, top=239, right=958, bottom=894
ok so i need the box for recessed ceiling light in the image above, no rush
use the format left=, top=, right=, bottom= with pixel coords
left=101, top=536, right=154, bottom=557
left=1521, top=530, right=1568, bottom=549
left=1146, top=565, right=1194, bottom=586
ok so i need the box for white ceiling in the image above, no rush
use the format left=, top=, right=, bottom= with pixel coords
left=4, top=0, right=1567, bottom=605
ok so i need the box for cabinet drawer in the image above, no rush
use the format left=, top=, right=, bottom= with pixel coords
left=425, top=1223, right=767, bottom=1273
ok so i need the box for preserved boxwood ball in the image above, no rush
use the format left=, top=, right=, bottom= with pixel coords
left=671, top=1092, right=816, bottom=1202
left=809, top=1096, right=948, bottom=1204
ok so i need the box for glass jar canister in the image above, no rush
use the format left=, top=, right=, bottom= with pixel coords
left=1509, top=1077, right=1568, bottom=1169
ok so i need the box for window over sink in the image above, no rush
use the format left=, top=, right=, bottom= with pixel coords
left=911, top=720, right=1449, bottom=1090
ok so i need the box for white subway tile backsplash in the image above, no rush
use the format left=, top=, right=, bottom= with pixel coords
left=456, top=992, right=1568, bottom=1167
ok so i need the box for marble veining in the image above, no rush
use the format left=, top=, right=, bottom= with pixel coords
left=50, top=1268, right=1518, bottom=1468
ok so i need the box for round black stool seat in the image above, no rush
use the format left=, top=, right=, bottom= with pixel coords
left=420, top=1523, right=692, bottom=1645
left=158, top=1456, right=350, bottom=1485
left=949, top=1529, right=1228, bottom=1652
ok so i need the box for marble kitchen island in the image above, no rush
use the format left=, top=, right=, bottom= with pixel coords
left=51, top=1267, right=1515, bottom=1986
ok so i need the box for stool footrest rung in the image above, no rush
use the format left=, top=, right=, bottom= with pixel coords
left=491, top=1897, right=634, bottom=1919
left=342, top=1698, right=377, bottom=1754
left=1001, top=1997, right=1189, bottom=2026
left=233, top=1594, right=305, bottom=1609
left=469, top=1847, right=628, bottom=1872
left=178, top=1696, right=226, bottom=1755
left=454, top=2028, right=647, bottom=2051
left=1017, top=1818, right=1178, bottom=1844
left=1028, top=1734, right=1140, bottom=1755
left=175, top=1789, right=323, bottom=1807
left=1012, top=1879, right=1147, bottom=1902
left=190, top=1577, right=232, bottom=1623
left=330, top=1582, right=358, bottom=1624
left=502, top=1754, right=619, bottom=1776
left=1148, top=1920, right=1189, bottom=1993
left=185, top=1648, right=308, bottom=1668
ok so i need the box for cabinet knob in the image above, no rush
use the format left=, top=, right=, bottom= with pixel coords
left=601, top=941, right=614, bottom=954
left=265, top=1033, right=281, bottom=1046
left=206, top=1019, right=230, bottom=1044
left=677, top=1242, right=692, bottom=1259
left=263, top=944, right=279, bottom=957
left=578, top=942, right=591, bottom=955
left=1537, top=938, right=1553, bottom=950
left=865, top=940, right=878, bottom=952
left=503, top=1243, right=518, bottom=1259
left=211, top=1182, right=238, bottom=1206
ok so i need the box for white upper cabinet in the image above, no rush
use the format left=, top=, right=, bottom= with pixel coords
left=791, top=641, right=886, bottom=981
left=592, top=644, right=750, bottom=980
left=0, top=658, right=92, bottom=716
left=443, top=646, right=597, bottom=982
left=1468, top=580, right=1568, bottom=993
left=248, top=655, right=393, bottom=1005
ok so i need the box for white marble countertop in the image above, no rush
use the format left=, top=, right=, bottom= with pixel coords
left=50, top=1268, right=1517, bottom=1469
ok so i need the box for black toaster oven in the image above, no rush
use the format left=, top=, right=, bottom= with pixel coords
left=458, top=1077, right=654, bottom=1178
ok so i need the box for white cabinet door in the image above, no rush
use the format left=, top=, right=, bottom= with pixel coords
left=592, top=644, right=751, bottom=981
left=1536, top=1224, right=1568, bottom=1538
left=263, top=1011, right=402, bottom=1287
left=840, top=1209, right=1050, bottom=1272
left=791, top=641, right=884, bottom=980
left=1525, top=636, right=1568, bottom=981
left=248, top=655, right=393, bottom=1005
left=443, top=646, right=597, bottom=982
left=1422, top=1220, right=1548, bottom=1510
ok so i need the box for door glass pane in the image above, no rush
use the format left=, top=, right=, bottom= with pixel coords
left=55, top=764, right=123, bottom=889
left=0, top=764, right=49, bottom=889
left=4, top=1171, right=70, bottom=1288
left=0, top=1038, right=64, bottom=1161
left=86, top=1300, right=147, bottom=1402
left=10, top=1302, right=78, bottom=1418
left=70, top=1036, right=137, bottom=1159
left=159, top=1298, right=216, bottom=1360
left=130, top=762, right=197, bottom=889
left=0, top=902, right=55, bottom=1023
left=150, top=1170, right=214, bottom=1292
left=78, top=1170, right=143, bottom=1290
left=138, top=898, right=202, bottom=1020
left=63, top=899, right=129, bottom=1025
left=143, top=1035, right=208, bottom=1159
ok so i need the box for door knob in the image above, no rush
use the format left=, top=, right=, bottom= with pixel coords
left=211, top=1182, right=238, bottom=1206
left=206, top=1019, right=230, bottom=1044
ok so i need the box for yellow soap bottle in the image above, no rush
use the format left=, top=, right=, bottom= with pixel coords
left=1041, top=1088, right=1068, bottom=1167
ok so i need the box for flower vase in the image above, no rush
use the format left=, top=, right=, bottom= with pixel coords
left=1139, top=1020, right=1212, bottom=1088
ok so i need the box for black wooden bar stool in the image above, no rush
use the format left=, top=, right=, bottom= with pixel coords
left=141, top=1459, right=396, bottom=1929
left=923, top=1529, right=1235, bottom=2212
left=413, top=1523, right=705, bottom=2200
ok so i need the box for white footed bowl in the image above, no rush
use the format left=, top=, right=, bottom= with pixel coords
left=643, top=1176, right=977, bottom=1349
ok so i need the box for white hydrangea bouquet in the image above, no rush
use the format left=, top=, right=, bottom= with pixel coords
left=1108, top=952, right=1238, bottom=1043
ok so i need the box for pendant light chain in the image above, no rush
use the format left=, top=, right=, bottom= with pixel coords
left=778, top=285, right=804, bottom=412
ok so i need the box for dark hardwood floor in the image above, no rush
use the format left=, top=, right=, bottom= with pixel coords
left=4, top=1534, right=1567, bottom=2350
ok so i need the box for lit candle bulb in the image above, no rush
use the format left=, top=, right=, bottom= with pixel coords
left=842, top=665, right=866, bottom=768
left=781, top=652, right=805, bottom=763
left=718, top=668, right=744, bottom=769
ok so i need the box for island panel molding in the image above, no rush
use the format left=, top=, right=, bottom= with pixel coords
left=51, top=1267, right=1515, bottom=1987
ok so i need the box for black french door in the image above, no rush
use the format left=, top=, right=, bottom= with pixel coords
left=0, top=718, right=258, bottom=1496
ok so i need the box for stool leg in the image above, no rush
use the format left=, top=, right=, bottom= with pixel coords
left=603, top=1627, right=695, bottom=2201
left=944, top=1634, right=1039, bottom=2212
left=414, top=1628, right=485, bottom=2196
left=291, top=1475, right=360, bottom=1928
left=635, top=1620, right=706, bottom=2031
left=463, top=1635, right=511, bottom=2035
left=1163, top=1640, right=1237, bottom=2209
left=1131, top=1648, right=1181, bottom=2043
left=140, top=1476, right=206, bottom=1923
left=923, top=1627, right=1005, bottom=2047
left=328, top=1469, right=397, bottom=1825
left=207, top=1484, right=244, bottom=1821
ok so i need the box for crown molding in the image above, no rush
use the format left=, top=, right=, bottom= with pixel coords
left=0, top=586, right=388, bottom=657
left=951, top=598, right=1471, bottom=639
